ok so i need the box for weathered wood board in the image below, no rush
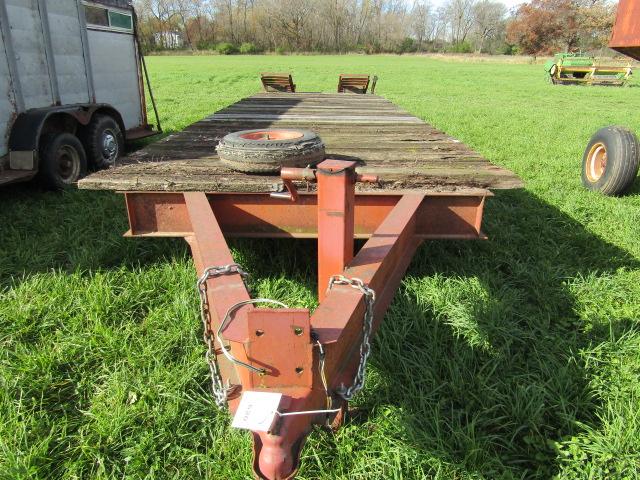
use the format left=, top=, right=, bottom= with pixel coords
left=79, top=93, right=523, bottom=193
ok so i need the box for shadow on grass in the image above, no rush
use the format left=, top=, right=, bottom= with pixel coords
left=0, top=185, right=189, bottom=287
left=337, top=188, right=640, bottom=478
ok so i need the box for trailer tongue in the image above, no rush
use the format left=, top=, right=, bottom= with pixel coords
left=80, top=92, right=521, bottom=479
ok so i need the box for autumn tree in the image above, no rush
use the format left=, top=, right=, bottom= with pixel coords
left=575, top=0, right=615, bottom=50
left=506, top=0, right=615, bottom=55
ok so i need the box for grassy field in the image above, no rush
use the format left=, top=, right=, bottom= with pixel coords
left=2, top=55, right=640, bottom=479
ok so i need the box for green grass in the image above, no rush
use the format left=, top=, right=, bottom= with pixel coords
left=2, top=55, right=640, bottom=479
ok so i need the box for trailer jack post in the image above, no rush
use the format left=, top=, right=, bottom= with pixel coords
left=278, top=160, right=379, bottom=301
left=317, top=160, right=357, bottom=301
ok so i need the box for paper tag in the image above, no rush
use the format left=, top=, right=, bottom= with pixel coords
left=231, top=391, right=283, bottom=432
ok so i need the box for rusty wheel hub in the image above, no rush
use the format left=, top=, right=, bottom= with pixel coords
left=586, top=142, right=607, bottom=182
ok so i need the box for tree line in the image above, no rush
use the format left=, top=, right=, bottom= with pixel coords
left=133, top=0, right=617, bottom=55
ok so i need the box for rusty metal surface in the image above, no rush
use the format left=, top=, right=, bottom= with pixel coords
left=246, top=309, right=313, bottom=388
left=610, top=0, right=640, bottom=61
left=117, top=158, right=493, bottom=479
left=317, top=160, right=357, bottom=301
left=183, top=192, right=251, bottom=405
left=123, top=191, right=488, bottom=240
left=125, top=124, right=160, bottom=141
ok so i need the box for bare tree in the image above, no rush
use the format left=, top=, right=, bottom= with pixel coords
left=411, top=1, right=431, bottom=49
left=472, top=0, right=506, bottom=52
left=445, top=0, right=476, bottom=45
left=133, top=0, right=524, bottom=54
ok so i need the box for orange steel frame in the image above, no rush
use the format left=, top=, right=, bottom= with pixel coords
left=121, top=160, right=490, bottom=479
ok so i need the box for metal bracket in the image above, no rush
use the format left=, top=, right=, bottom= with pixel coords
left=246, top=309, right=312, bottom=388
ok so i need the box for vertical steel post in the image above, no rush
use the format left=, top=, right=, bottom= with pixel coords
left=316, top=160, right=357, bottom=301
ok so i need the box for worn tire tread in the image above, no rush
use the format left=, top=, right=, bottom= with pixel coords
left=581, top=126, right=639, bottom=196
left=81, top=114, right=124, bottom=169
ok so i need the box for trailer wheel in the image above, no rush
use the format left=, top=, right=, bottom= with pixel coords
left=82, top=114, right=124, bottom=169
left=581, top=126, right=640, bottom=195
left=217, top=129, right=325, bottom=173
left=39, top=133, right=87, bottom=189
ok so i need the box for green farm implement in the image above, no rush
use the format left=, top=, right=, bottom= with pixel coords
left=544, top=53, right=632, bottom=86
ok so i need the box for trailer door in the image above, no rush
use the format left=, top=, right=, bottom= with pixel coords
left=4, top=0, right=54, bottom=109
left=46, top=0, right=91, bottom=105
left=83, top=2, right=143, bottom=130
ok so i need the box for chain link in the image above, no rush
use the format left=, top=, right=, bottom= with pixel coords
left=327, top=275, right=376, bottom=401
left=197, top=264, right=249, bottom=408
left=198, top=267, right=376, bottom=406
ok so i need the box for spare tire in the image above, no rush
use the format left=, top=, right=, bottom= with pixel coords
left=217, top=129, right=325, bottom=173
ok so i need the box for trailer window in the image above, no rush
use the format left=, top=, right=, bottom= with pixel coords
left=84, top=4, right=133, bottom=32
left=85, top=6, right=109, bottom=27
left=109, top=11, right=133, bottom=30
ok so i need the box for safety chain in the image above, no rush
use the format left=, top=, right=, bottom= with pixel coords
left=197, top=264, right=249, bottom=408
left=327, top=275, right=376, bottom=401
left=311, top=330, right=331, bottom=411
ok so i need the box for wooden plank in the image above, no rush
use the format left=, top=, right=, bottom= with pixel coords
left=79, top=93, right=523, bottom=192
left=205, top=114, right=422, bottom=123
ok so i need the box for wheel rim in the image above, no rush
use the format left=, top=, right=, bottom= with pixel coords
left=239, top=130, right=304, bottom=141
left=586, top=142, right=607, bottom=182
left=102, top=129, right=118, bottom=163
left=56, top=145, right=80, bottom=182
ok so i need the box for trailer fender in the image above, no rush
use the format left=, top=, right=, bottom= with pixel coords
left=8, top=104, right=124, bottom=170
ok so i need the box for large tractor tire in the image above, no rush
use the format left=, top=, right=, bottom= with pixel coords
left=81, top=114, right=124, bottom=169
left=217, top=129, right=325, bottom=173
left=581, top=126, right=640, bottom=195
left=39, top=132, right=87, bottom=189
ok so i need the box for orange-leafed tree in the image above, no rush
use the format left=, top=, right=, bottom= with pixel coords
left=506, top=0, right=579, bottom=54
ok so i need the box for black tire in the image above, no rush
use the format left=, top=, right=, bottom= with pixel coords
left=216, top=129, right=325, bottom=173
left=581, top=126, right=640, bottom=196
left=39, top=133, right=87, bottom=189
left=81, top=114, right=124, bottom=169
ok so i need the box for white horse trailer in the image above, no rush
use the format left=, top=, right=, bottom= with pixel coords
left=0, top=0, right=159, bottom=188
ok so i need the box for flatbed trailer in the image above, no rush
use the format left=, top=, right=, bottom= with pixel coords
left=79, top=93, right=522, bottom=480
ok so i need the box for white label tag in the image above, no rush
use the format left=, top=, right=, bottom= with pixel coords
left=231, top=391, right=283, bottom=432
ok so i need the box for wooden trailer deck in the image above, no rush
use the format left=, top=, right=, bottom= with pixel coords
left=79, top=93, right=522, bottom=193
